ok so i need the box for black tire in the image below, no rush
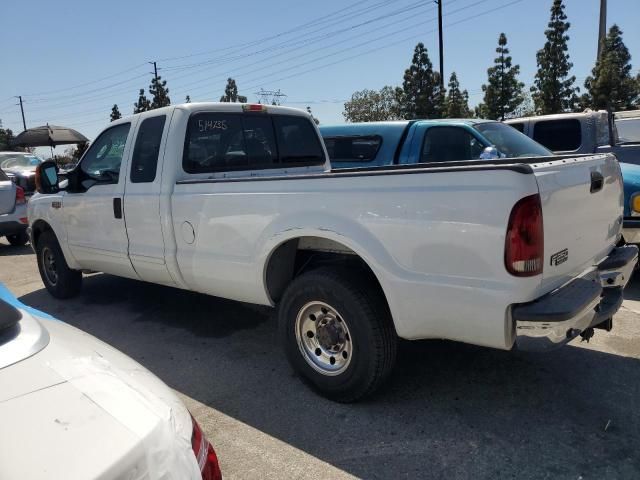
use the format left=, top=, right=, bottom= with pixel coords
left=6, top=231, right=29, bottom=246
left=35, top=230, right=82, bottom=299
left=278, top=267, right=397, bottom=402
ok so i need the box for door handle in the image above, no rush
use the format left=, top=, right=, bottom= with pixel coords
left=590, top=171, right=604, bottom=194
left=113, top=197, right=123, bottom=219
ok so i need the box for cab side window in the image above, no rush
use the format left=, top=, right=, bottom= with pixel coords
left=80, top=123, right=131, bottom=184
left=130, top=116, right=166, bottom=183
left=533, top=119, right=581, bottom=151
left=421, top=126, right=484, bottom=163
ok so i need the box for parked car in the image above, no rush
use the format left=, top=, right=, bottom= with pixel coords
left=0, top=151, right=44, bottom=194
left=504, top=111, right=640, bottom=243
left=0, top=282, right=222, bottom=480
left=0, top=167, right=28, bottom=245
left=29, top=103, right=637, bottom=402
left=614, top=110, right=640, bottom=146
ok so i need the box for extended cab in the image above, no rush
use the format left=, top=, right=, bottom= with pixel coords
left=505, top=111, right=640, bottom=243
left=29, top=104, right=637, bottom=401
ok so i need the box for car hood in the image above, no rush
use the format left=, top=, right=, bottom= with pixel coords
left=0, top=289, right=201, bottom=480
left=620, top=162, right=640, bottom=216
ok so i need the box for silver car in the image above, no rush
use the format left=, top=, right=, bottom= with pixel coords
left=0, top=167, right=28, bottom=246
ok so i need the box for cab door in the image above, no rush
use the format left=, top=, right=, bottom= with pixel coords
left=123, top=112, right=174, bottom=285
left=63, top=121, right=139, bottom=279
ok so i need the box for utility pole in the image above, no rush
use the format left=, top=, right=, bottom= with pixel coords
left=16, top=96, right=26, bottom=131
left=150, top=61, right=159, bottom=84
left=436, top=0, right=444, bottom=89
left=597, top=0, right=607, bottom=61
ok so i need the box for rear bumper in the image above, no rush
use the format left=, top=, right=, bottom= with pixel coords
left=513, top=245, right=638, bottom=352
left=0, top=204, right=28, bottom=237
left=623, top=217, right=640, bottom=244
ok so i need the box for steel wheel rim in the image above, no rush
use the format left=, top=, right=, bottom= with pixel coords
left=42, top=247, right=58, bottom=286
left=295, top=301, right=353, bottom=376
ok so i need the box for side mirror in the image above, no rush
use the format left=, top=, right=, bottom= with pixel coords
left=480, top=146, right=503, bottom=160
left=35, top=161, right=60, bottom=194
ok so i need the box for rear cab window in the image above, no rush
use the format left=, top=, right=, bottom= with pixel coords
left=183, top=112, right=324, bottom=174
left=323, top=136, right=382, bottom=164
left=532, top=119, right=582, bottom=151
left=508, top=122, right=525, bottom=133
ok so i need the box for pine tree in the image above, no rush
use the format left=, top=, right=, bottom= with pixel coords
left=133, top=89, right=151, bottom=113
left=530, top=0, right=579, bottom=114
left=185, top=95, right=191, bottom=103
left=584, top=25, right=639, bottom=111
left=306, top=106, right=320, bottom=125
left=444, top=72, right=471, bottom=117
left=480, top=33, right=525, bottom=120
left=149, top=76, right=170, bottom=108
left=110, top=104, right=121, bottom=122
left=219, top=78, right=248, bottom=103
left=400, top=43, right=444, bottom=119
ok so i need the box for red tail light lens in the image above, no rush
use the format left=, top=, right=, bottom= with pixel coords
left=191, top=415, right=222, bottom=480
left=15, top=186, right=26, bottom=205
left=505, top=194, right=544, bottom=277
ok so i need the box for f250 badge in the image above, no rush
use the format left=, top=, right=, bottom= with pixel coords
left=550, top=248, right=568, bottom=266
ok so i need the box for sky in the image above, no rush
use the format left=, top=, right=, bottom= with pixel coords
left=1, top=0, right=638, bottom=157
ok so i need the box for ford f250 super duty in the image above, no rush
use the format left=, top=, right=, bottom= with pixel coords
left=28, top=103, right=637, bottom=402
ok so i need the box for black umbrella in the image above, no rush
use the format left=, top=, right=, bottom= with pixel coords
left=11, top=124, right=89, bottom=148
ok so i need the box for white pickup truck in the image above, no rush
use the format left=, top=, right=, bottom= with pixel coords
left=28, top=103, right=637, bottom=401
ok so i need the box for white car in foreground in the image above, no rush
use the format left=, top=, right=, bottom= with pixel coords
left=0, top=283, right=222, bottom=480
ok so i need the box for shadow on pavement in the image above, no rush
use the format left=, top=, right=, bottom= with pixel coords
left=20, top=274, right=640, bottom=479
left=0, top=243, right=33, bottom=257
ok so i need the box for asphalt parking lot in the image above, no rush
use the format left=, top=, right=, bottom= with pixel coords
left=2, top=239, right=640, bottom=479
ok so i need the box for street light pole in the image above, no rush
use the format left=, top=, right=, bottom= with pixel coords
left=597, top=0, right=607, bottom=61
left=16, top=96, right=26, bottom=131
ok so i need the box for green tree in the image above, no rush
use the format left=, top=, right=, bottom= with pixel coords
left=343, top=86, right=403, bottom=122
left=72, top=142, right=88, bottom=162
left=400, top=43, right=444, bottom=119
left=0, top=126, right=15, bottom=151
left=219, top=78, right=247, bottom=103
left=444, top=72, right=471, bottom=117
left=149, top=76, right=171, bottom=108
left=133, top=89, right=151, bottom=113
left=530, top=0, right=579, bottom=114
left=584, top=25, right=638, bottom=111
left=306, top=106, right=320, bottom=125
left=479, top=33, right=525, bottom=120
left=185, top=95, right=191, bottom=103
left=110, top=104, right=121, bottom=122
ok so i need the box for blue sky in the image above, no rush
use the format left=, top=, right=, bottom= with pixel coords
left=1, top=0, right=638, bottom=153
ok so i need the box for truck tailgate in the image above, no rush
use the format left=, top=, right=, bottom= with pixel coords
left=0, top=180, right=16, bottom=215
left=533, top=153, right=623, bottom=291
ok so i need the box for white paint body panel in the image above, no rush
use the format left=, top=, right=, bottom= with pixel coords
left=0, top=310, right=201, bottom=480
left=28, top=103, right=624, bottom=351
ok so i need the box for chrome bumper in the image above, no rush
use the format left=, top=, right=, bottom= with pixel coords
left=513, top=245, right=638, bottom=352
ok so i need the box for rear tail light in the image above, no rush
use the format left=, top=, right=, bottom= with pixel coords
left=242, top=103, right=267, bottom=112
left=505, top=194, right=544, bottom=277
left=191, top=415, right=222, bottom=480
left=15, top=186, right=26, bottom=205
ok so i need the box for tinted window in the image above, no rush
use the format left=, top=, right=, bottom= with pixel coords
left=131, top=115, right=166, bottom=183
left=475, top=122, right=551, bottom=158
left=509, top=122, right=525, bottom=133
left=421, top=127, right=485, bottom=163
left=272, top=115, right=324, bottom=166
left=324, top=136, right=382, bottom=163
left=533, top=119, right=581, bottom=151
left=80, top=123, right=131, bottom=184
left=183, top=113, right=323, bottom=173
left=0, top=168, right=7, bottom=181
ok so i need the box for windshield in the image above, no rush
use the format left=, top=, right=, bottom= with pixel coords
left=616, top=117, right=640, bottom=143
left=0, top=153, right=43, bottom=169
left=475, top=122, right=552, bottom=158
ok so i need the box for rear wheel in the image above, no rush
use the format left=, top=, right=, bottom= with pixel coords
left=6, top=231, right=29, bottom=246
left=278, top=267, right=397, bottom=402
left=36, top=230, right=82, bottom=299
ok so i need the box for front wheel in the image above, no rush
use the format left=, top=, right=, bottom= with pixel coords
left=278, top=267, right=397, bottom=402
left=36, top=230, right=82, bottom=299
